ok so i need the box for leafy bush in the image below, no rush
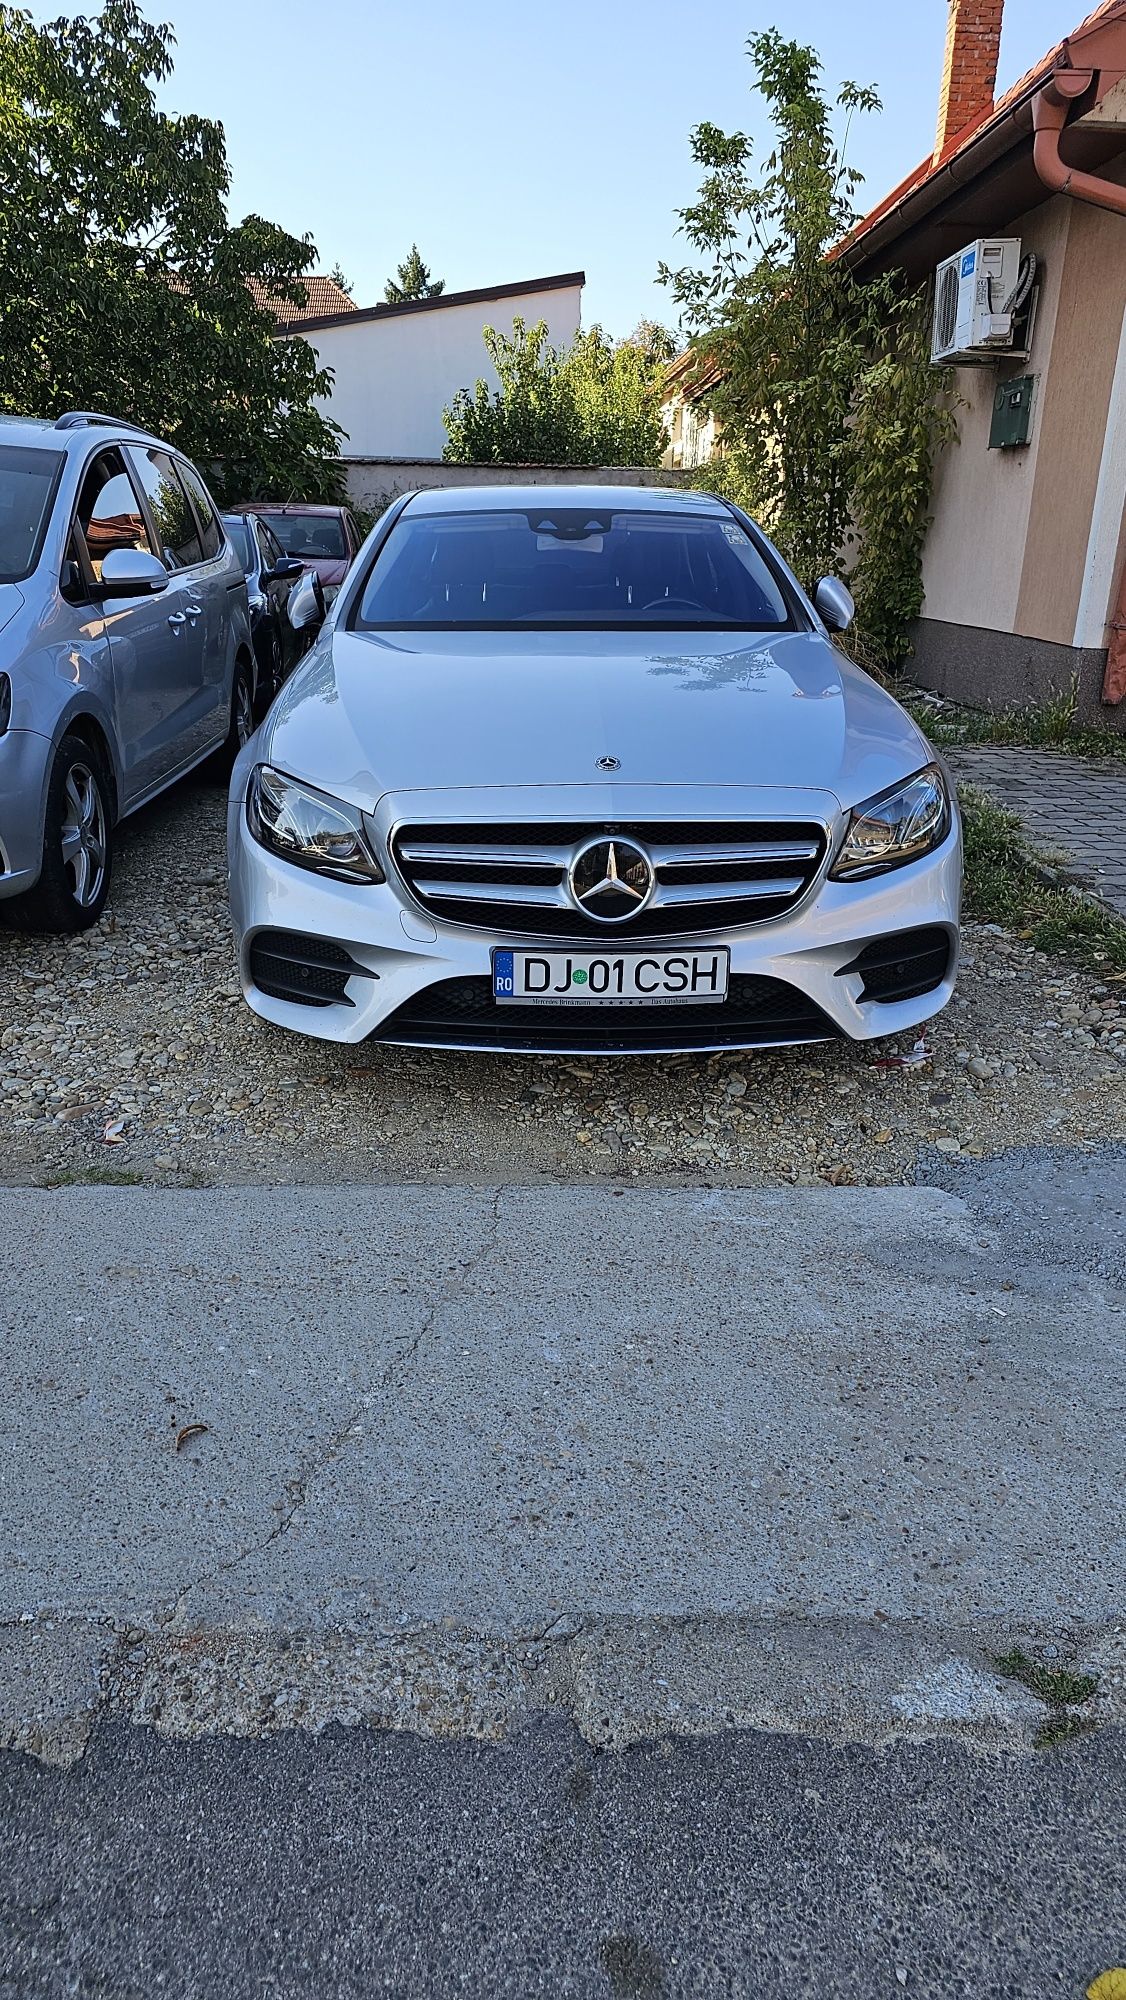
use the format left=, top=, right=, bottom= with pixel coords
left=443, top=319, right=667, bottom=466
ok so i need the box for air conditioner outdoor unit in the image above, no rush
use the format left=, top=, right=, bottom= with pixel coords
left=931, top=238, right=1023, bottom=363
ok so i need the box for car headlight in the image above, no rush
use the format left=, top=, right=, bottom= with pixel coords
left=830, top=765, right=951, bottom=880
left=247, top=765, right=384, bottom=884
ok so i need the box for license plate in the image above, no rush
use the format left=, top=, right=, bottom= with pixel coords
left=492, top=947, right=729, bottom=1006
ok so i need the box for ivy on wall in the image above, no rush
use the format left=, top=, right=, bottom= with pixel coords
left=660, top=30, right=956, bottom=669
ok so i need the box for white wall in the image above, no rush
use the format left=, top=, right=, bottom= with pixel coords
left=294, top=283, right=583, bottom=460
left=920, top=196, right=1071, bottom=636
left=342, top=460, right=684, bottom=509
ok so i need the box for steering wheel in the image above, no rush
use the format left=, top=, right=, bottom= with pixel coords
left=640, top=595, right=706, bottom=614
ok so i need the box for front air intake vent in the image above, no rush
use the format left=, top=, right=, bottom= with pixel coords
left=247, top=930, right=373, bottom=1008
left=372, top=973, right=841, bottom=1053
left=839, top=928, right=952, bottom=1003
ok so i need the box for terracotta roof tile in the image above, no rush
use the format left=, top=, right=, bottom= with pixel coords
left=248, top=275, right=357, bottom=326
left=663, top=349, right=725, bottom=402
left=840, top=0, right=1126, bottom=253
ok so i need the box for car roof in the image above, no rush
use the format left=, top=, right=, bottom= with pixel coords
left=0, top=412, right=176, bottom=455
left=0, top=414, right=71, bottom=450
left=402, top=483, right=728, bottom=517
left=235, top=501, right=345, bottom=516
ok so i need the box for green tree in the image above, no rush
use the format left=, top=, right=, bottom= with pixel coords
left=384, top=244, right=445, bottom=303
left=328, top=261, right=354, bottom=298
left=563, top=327, right=669, bottom=465
left=626, top=318, right=680, bottom=364
left=659, top=29, right=954, bottom=666
left=442, top=318, right=668, bottom=467
left=0, top=0, right=344, bottom=503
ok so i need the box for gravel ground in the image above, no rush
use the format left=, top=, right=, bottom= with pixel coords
left=2, top=774, right=1125, bottom=1188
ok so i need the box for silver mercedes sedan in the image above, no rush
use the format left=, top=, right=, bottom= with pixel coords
left=227, top=485, right=961, bottom=1055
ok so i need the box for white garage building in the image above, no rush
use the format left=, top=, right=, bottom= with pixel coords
left=282, top=271, right=585, bottom=470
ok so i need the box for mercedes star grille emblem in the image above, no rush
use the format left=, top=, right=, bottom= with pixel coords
left=568, top=836, right=654, bottom=924
left=595, top=755, right=621, bottom=772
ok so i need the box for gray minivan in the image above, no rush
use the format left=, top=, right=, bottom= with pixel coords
left=0, top=410, right=256, bottom=932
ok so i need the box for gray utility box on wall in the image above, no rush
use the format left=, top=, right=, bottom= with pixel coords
left=989, top=375, right=1036, bottom=449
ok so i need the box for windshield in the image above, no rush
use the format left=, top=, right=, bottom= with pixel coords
left=224, top=518, right=252, bottom=569
left=270, top=511, right=345, bottom=559
left=0, top=444, right=64, bottom=583
left=352, top=507, right=793, bottom=631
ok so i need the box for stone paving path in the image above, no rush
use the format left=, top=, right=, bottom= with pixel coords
left=946, top=744, right=1126, bottom=919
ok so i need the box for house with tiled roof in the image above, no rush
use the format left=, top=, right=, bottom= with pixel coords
left=841, top=0, right=1126, bottom=723
left=660, top=347, right=725, bottom=470
left=249, top=274, right=358, bottom=328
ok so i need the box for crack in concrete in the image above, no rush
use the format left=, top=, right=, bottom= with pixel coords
left=525, top=1611, right=586, bottom=1645
left=162, top=1190, right=507, bottom=1628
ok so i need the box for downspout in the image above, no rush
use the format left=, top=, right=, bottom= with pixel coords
left=1031, top=65, right=1126, bottom=216
left=1105, top=572, right=1126, bottom=704
left=1032, top=63, right=1126, bottom=702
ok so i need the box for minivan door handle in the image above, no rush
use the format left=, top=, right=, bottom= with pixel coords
left=186, top=602, right=202, bottom=620
left=167, top=611, right=186, bottom=629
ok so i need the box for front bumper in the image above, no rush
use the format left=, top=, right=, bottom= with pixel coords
left=0, top=728, right=53, bottom=899
left=228, top=784, right=963, bottom=1054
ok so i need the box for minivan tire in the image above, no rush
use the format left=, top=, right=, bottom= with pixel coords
left=210, top=654, right=256, bottom=777
left=256, top=630, right=284, bottom=718
left=5, top=733, right=114, bottom=934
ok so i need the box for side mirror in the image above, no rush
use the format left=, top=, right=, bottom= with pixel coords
left=59, top=557, right=87, bottom=601
left=287, top=568, right=326, bottom=633
left=268, top=557, right=304, bottom=583
left=813, top=576, right=855, bottom=634
left=99, top=547, right=168, bottom=596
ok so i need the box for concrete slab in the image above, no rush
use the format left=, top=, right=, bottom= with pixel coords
left=2, top=1173, right=1123, bottom=1753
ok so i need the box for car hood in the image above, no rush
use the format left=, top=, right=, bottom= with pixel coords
left=304, top=554, right=349, bottom=589
left=258, top=627, right=934, bottom=813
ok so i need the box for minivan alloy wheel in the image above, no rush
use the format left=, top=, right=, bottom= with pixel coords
left=59, top=761, right=108, bottom=909
left=236, top=669, right=255, bottom=748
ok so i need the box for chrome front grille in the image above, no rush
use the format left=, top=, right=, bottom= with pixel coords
left=391, top=819, right=827, bottom=937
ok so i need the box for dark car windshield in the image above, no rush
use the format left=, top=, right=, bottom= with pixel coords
left=270, top=511, right=345, bottom=559
left=352, top=507, right=794, bottom=631
left=223, top=518, right=253, bottom=569
left=0, top=444, right=64, bottom=583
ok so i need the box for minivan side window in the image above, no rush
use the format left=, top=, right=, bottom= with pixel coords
left=126, top=446, right=203, bottom=570
left=74, top=450, right=153, bottom=583
left=176, top=460, right=223, bottom=561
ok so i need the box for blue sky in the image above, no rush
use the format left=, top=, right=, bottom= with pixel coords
left=37, top=0, right=1070, bottom=334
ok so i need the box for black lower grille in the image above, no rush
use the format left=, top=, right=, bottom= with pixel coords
left=840, top=928, right=952, bottom=1004
left=248, top=930, right=370, bottom=1008
left=371, top=974, right=841, bottom=1053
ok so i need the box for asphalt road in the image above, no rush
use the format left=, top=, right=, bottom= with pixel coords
left=2, top=1148, right=1124, bottom=1993
left=3, top=1717, right=1125, bottom=1999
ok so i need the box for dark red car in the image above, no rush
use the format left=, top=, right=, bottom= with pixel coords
left=234, top=502, right=365, bottom=601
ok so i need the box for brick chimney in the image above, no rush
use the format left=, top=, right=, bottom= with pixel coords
left=934, top=0, right=1005, bottom=161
